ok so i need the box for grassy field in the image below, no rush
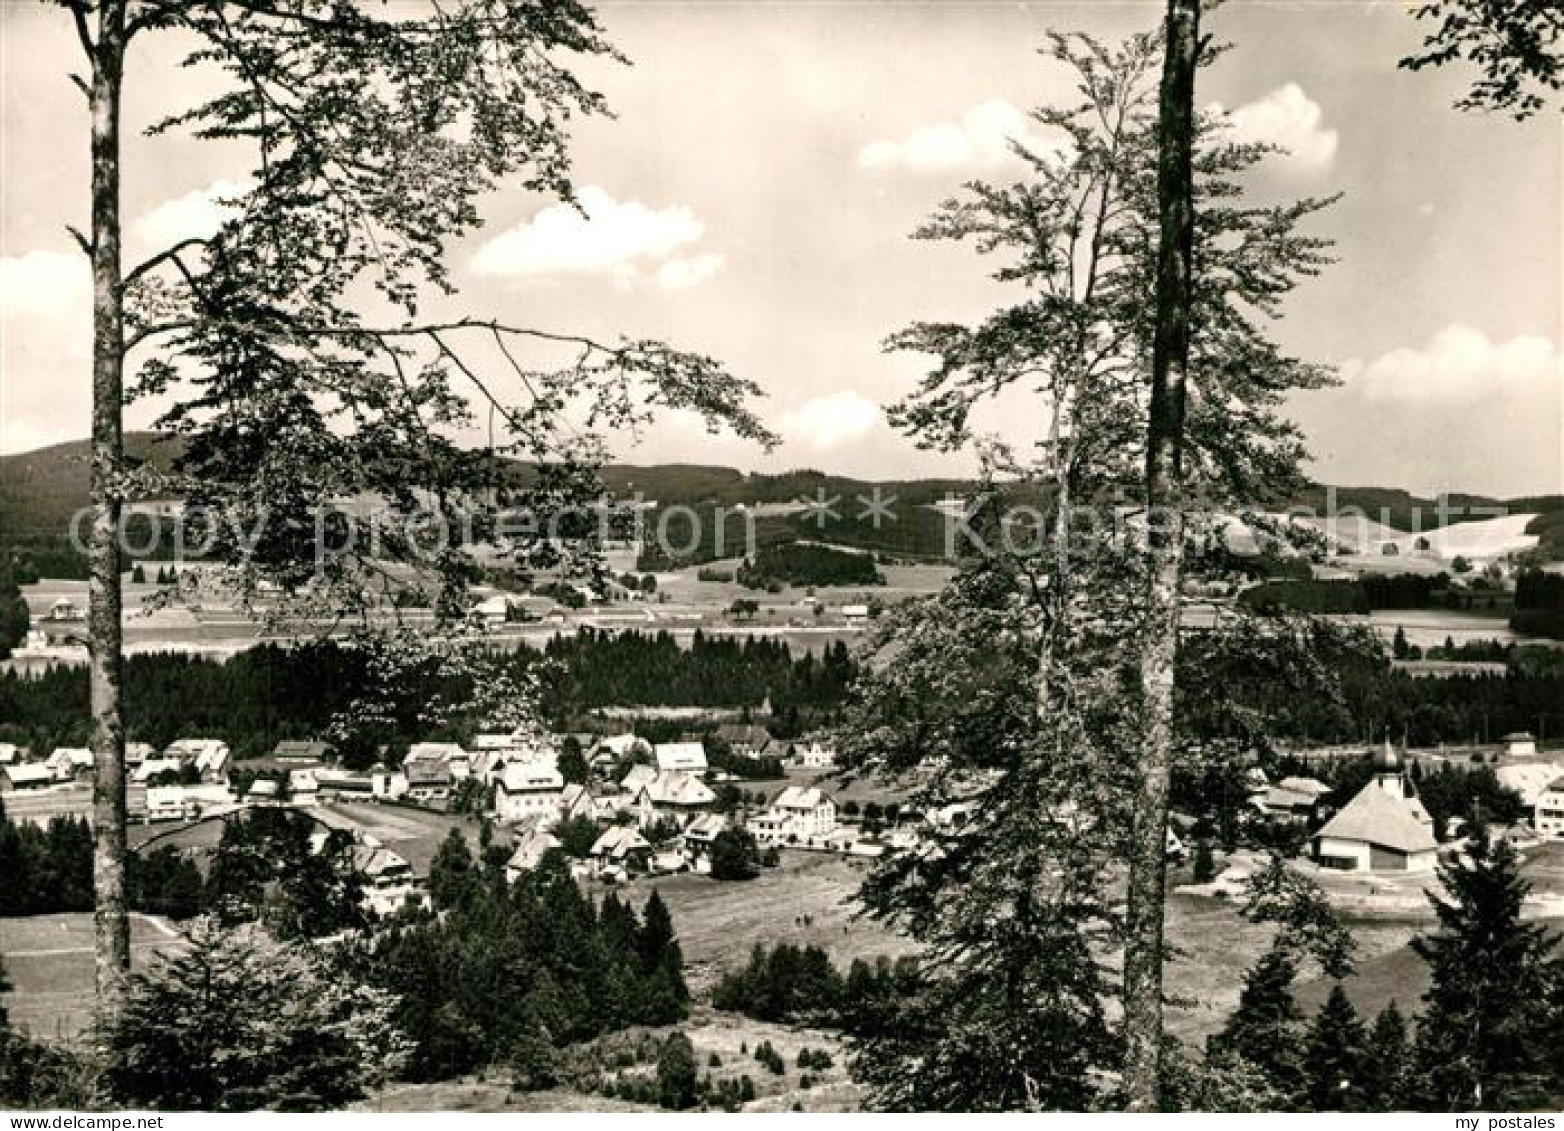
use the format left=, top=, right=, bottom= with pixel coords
left=0, top=912, right=183, bottom=1040
left=357, top=1008, right=857, bottom=1113
left=635, top=852, right=916, bottom=997
left=126, top=800, right=488, bottom=876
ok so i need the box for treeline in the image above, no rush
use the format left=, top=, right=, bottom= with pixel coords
left=0, top=630, right=858, bottom=761
left=1512, top=569, right=1564, bottom=640
left=1238, top=573, right=1507, bottom=616
left=1225, top=644, right=1564, bottom=748
left=541, top=629, right=855, bottom=716
left=0, top=563, right=28, bottom=660
left=712, top=942, right=919, bottom=1029
left=736, top=543, right=884, bottom=591
left=369, top=834, right=689, bottom=1082
left=0, top=807, right=93, bottom=916
left=0, top=805, right=359, bottom=931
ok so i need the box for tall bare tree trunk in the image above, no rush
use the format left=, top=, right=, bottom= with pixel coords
left=1121, top=0, right=1200, bottom=1110
left=87, top=0, right=130, bottom=1010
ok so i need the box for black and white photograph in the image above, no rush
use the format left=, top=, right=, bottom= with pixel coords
left=0, top=0, right=1561, bottom=1116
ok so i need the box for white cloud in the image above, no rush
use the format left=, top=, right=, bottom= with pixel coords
left=0, top=250, right=89, bottom=319
left=782, top=390, right=884, bottom=449
left=1345, top=324, right=1560, bottom=405
left=858, top=98, right=1069, bottom=174
left=656, top=253, right=726, bottom=290
left=134, top=178, right=252, bottom=249
left=1, top=250, right=93, bottom=456
left=471, top=186, right=720, bottom=288
left=1213, top=84, right=1338, bottom=171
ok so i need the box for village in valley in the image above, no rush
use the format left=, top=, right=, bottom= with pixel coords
left=2, top=513, right=1563, bottom=1109
left=2, top=0, right=1563, bottom=1117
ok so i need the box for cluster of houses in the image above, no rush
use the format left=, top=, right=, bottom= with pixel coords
left=1243, top=737, right=1564, bottom=875
left=352, top=725, right=865, bottom=883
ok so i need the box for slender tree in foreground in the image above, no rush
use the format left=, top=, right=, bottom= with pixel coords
left=58, top=0, right=768, bottom=1010
left=1122, top=0, right=1200, bottom=1107
left=852, top=2, right=1342, bottom=1106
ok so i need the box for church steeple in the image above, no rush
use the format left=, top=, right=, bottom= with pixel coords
left=1373, top=737, right=1408, bottom=798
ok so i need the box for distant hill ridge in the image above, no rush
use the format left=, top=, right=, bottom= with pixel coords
left=2, top=432, right=1560, bottom=556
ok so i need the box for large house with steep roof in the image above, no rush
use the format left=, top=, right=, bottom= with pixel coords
left=495, top=760, right=565, bottom=823
left=1313, top=743, right=1438, bottom=873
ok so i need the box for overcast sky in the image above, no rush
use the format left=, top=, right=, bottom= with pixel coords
left=1, top=1, right=1559, bottom=497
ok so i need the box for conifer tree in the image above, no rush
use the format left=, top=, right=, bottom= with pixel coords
left=1207, top=943, right=1304, bottom=1100
left=1301, top=984, right=1368, bottom=1111
left=1410, top=832, right=1562, bottom=1108
left=1363, top=1001, right=1410, bottom=1111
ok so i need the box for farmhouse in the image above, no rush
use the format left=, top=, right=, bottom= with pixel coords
left=132, top=756, right=184, bottom=784
left=272, top=739, right=331, bottom=763
left=505, top=823, right=563, bottom=882
left=167, top=738, right=230, bottom=776
left=792, top=740, right=837, bottom=770
left=622, top=765, right=716, bottom=822
left=353, top=845, right=426, bottom=916
left=1313, top=743, right=1438, bottom=873
left=714, top=724, right=776, bottom=759
left=1496, top=762, right=1562, bottom=819
left=1535, top=776, right=1564, bottom=840
left=590, top=825, right=654, bottom=875
left=0, top=763, right=55, bottom=791
left=654, top=741, right=708, bottom=773
left=1254, top=777, right=1330, bottom=823
left=45, top=747, right=94, bottom=781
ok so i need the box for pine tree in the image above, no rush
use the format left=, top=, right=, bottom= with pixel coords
left=656, top=1031, right=699, bottom=1110
left=101, top=918, right=406, bottom=1111
left=428, top=828, right=480, bottom=913
left=1192, top=835, right=1217, bottom=884
left=1301, top=984, right=1368, bottom=1111
left=1362, top=1001, right=1410, bottom=1111
left=1410, top=832, right=1562, bottom=1108
left=1208, top=943, right=1304, bottom=1100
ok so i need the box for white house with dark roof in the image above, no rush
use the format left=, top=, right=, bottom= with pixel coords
left=1313, top=743, right=1438, bottom=873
